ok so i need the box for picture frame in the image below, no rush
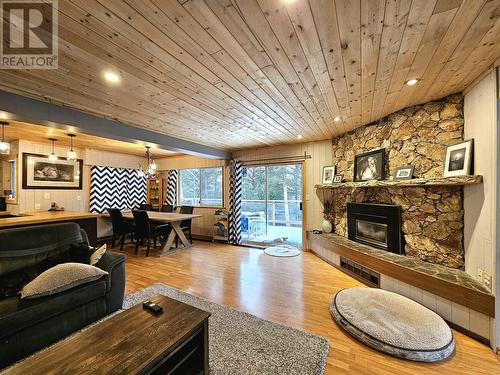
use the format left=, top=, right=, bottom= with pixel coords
left=22, top=153, right=83, bottom=190
left=443, top=139, right=474, bottom=177
left=333, top=174, right=344, bottom=183
left=322, top=165, right=336, bottom=184
left=353, top=149, right=386, bottom=182
left=393, top=165, right=414, bottom=180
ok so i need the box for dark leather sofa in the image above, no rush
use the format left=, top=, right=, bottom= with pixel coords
left=0, top=222, right=126, bottom=369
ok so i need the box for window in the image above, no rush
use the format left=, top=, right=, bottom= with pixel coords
left=179, top=167, right=223, bottom=207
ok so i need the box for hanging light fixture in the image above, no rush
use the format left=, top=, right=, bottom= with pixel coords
left=48, top=138, right=58, bottom=163
left=0, top=121, right=10, bottom=155
left=67, top=134, right=77, bottom=161
left=138, top=146, right=157, bottom=178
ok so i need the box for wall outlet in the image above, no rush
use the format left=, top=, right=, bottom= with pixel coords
left=43, top=193, right=50, bottom=200
left=35, top=203, right=41, bottom=210
left=483, top=272, right=492, bottom=290
left=477, top=268, right=484, bottom=283
left=77, top=195, right=81, bottom=201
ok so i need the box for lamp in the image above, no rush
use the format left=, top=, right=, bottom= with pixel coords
left=67, top=134, right=77, bottom=161
left=48, top=138, right=58, bottom=163
left=138, top=146, right=157, bottom=178
left=0, top=121, right=10, bottom=155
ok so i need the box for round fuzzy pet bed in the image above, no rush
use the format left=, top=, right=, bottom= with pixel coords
left=264, top=245, right=301, bottom=257
left=330, top=288, right=454, bottom=362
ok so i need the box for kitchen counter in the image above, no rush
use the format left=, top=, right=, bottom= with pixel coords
left=0, top=211, right=99, bottom=245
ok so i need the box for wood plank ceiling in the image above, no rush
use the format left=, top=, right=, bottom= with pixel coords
left=0, top=0, right=499, bottom=151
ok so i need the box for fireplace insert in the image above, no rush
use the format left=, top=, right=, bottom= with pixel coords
left=347, top=202, right=404, bottom=255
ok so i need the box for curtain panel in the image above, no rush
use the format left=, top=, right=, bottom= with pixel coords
left=89, top=166, right=146, bottom=213
left=228, top=160, right=243, bottom=245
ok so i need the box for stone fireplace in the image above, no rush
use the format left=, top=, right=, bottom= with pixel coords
left=347, top=203, right=403, bottom=255
left=329, top=94, right=465, bottom=269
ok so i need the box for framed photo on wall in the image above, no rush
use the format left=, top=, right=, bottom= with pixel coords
left=393, top=165, right=414, bottom=180
left=354, top=149, right=386, bottom=182
left=322, top=165, right=336, bottom=184
left=22, top=153, right=83, bottom=189
left=443, top=139, right=474, bottom=177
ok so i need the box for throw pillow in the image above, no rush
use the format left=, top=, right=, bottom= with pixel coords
left=90, top=244, right=107, bottom=266
left=21, top=263, right=108, bottom=299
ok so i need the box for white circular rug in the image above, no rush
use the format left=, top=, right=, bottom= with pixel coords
left=264, top=245, right=301, bottom=257
left=330, top=288, right=454, bottom=362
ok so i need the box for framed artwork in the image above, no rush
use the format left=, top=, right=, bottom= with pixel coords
left=23, top=153, right=83, bottom=189
left=393, top=165, right=414, bottom=180
left=354, top=149, right=385, bottom=182
left=443, top=140, right=473, bottom=177
left=333, top=174, right=344, bottom=183
left=322, top=165, right=336, bottom=184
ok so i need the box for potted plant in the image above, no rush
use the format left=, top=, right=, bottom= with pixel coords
left=322, top=200, right=334, bottom=233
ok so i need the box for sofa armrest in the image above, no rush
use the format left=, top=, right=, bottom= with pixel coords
left=96, top=252, right=126, bottom=314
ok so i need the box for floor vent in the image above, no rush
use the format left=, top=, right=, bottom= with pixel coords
left=340, top=257, right=380, bottom=287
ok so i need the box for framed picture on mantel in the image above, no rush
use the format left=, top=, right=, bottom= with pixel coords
left=443, top=139, right=474, bottom=177
left=22, top=153, right=83, bottom=189
left=354, top=149, right=386, bottom=182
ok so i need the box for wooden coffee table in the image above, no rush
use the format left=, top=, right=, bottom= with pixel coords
left=5, top=295, right=211, bottom=375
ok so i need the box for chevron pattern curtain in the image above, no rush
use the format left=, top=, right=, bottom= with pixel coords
left=228, top=160, right=243, bottom=245
left=164, top=169, right=178, bottom=207
left=89, top=166, right=146, bottom=213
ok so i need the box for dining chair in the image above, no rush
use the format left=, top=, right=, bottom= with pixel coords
left=176, top=206, right=194, bottom=247
left=107, top=208, right=135, bottom=251
left=160, top=204, right=173, bottom=213
left=132, top=210, right=163, bottom=257
left=139, top=203, right=153, bottom=211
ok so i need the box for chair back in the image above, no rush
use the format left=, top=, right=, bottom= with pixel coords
left=139, top=203, right=153, bottom=211
left=160, top=204, right=173, bottom=213
left=107, top=208, right=129, bottom=236
left=132, top=210, right=151, bottom=238
left=179, top=206, right=194, bottom=228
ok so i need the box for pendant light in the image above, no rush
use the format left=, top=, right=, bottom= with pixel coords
left=0, top=121, right=10, bottom=155
left=138, top=146, right=157, bottom=178
left=48, top=138, right=58, bottom=163
left=67, top=134, right=77, bottom=161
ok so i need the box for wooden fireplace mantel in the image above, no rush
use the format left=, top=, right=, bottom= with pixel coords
left=307, top=232, right=494, bottom=317
left=315, top=175, right=482, bottom=190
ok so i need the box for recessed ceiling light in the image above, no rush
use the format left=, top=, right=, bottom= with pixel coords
left=405, top=79, right=419, bottom=86
left=297, top=134, right=303, bottom=140
left=104, top=71, right=120, bottom=83
left=334, top=116, right=341, bottom=122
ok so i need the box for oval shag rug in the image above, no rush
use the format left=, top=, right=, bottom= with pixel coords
left=330, top=288, right=455, bottom=362
left=264, top=245, right=301, bottom=257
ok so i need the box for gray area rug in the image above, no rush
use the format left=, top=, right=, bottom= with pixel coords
left=5, top=283, right=329, bottom=374
left=264, top=244, right=301, bottom=257
left=127, top=283, right=329, bottom=374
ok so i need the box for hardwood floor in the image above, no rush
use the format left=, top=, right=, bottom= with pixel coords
left=122, top=241, right=500, bottom=374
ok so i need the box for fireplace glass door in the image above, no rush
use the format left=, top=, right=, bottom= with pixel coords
left=241, top=163, right=303, bottom=248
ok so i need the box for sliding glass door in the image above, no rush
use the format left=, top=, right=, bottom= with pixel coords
left=241, top=163, right=302, bottom=247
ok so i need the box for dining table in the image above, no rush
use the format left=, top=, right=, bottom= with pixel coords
left=103, top=210, right=202, bottom=255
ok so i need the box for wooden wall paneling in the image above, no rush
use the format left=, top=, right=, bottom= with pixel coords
left=203, top=0, right=326, bottom=139
left=102, top=0, right=297, bottom=144
left=430, top=0, right=500, bottom=98
left=309, top=0, right=352, bottom=132
left=370, top=0, right=412, bottom=124
left=0, top=0, right=498, bottom=150
left=231, top=0, right=329, bottom=138
left=382, top=0, right=437, bottom=116
left=360, top=0, right=385, bottom=125
left=402, top=0, right=482, bottom=108
left=334, top=0, right=362, bottom=129
left=278, top=0, right=342, bottom=136
left=394, top=4, right=460, bottom=112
